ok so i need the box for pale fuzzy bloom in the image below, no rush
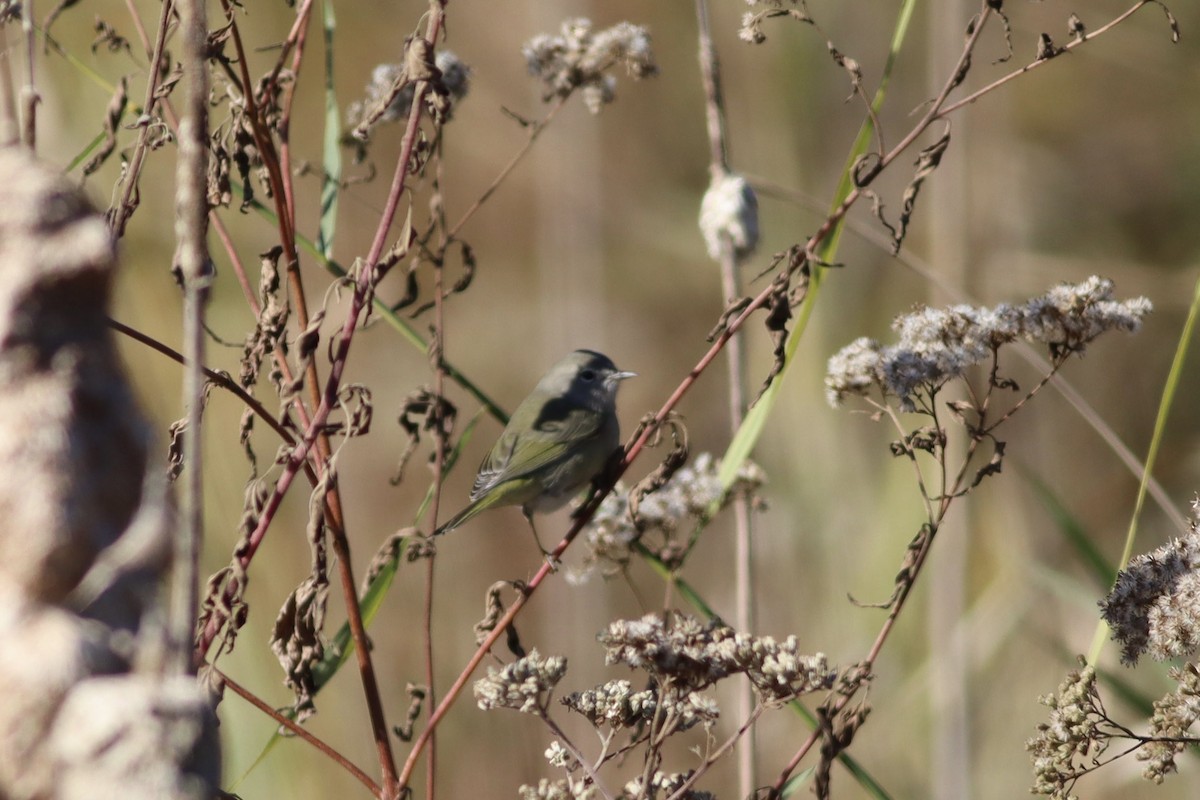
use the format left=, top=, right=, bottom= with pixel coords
left=622, top=771, right=714, bottom=800
left=474, top=649, right=567, bottom=713
left=740, top=1, right=806, bottom=45
left=1020, top=277, right=1150, bottom=354
left=1139, top=663, right=1200, bottom=783
left=739, top=12, right=767, bottom=44
left=1026, top=665, right=1103, bottom=800
left=523, top=19, right=657, bottom=113
left=825, top=337, right=883, bottom=406
left=699, top=172, right=759, bottom=262
left=346, top=51, right=470, bottom=127
left=568, top=486, right=636, bottom=584
left=825, top=278, right=1150, bottom=410
left=1100, top=521, right=1200, bottom=665
left=519, top=778, right=596, bottom=800
left=544, top=741, right=580, bottom=772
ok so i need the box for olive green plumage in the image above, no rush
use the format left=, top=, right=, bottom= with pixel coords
left=437, top=350, right=634, bottom=535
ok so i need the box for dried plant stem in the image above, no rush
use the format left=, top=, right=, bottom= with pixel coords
left=172, top=0, right=209, bottom=678
left=218, top=669, right=382, bottom=796
left=694, top=0, right=756, bottom=795
left=422, top=145, right=456, bottom=800
left=204, top=3, right=404, bottom=791
left=111, top=0, right=174, bottom=237
left=199, top=3, right=450, bottom=794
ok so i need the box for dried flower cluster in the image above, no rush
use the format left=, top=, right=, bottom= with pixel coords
left=623, top=771, right=714, bottom=800
left=599, top=613, right=834, bottom=704
left=519, top=772, right=713, bottom=800
left=1140, top=662, right=1200, bottom=783
left=825, top=277, right=1151, bottom=410
left=563, top=679, right=718, bottom=733
left=699, top=172, right=759, bottom=262
left=739, top=0, right=810, bottom=45
left=1101, top=498, right=1200, bottom=664
left=572, top=453, right=765, bottom=582
left=1026, top=665, right=1105, bottom=800
left=518, top=777, right=594, bottom=800
left=474, top=650, right=567, bottom=714
left=345, top=50, right=470, bottom=133
left=523, top=19, right=657, bottom=113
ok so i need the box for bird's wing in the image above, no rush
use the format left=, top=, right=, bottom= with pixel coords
left=469, top=402, right=604, bottom=500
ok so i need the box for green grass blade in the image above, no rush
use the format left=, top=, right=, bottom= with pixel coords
left=67, top=131, right=109, bottom=173
left=781, top=767, right=815, bottom=796
left=317, top=0, right=341, bottom=259
left=1020, top=464, right=1115, bottom=588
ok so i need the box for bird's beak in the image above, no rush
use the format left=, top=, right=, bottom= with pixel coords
left=613, top=371, right=637, bottom=382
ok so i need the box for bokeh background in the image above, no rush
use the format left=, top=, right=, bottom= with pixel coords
left=19, top=0, right=1200, bottom=797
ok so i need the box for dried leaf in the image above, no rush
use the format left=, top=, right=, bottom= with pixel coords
left=83, top=76, right=128, bottom=176
left=889, top=127, right=951, bottom=254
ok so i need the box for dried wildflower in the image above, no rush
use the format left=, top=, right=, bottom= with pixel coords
left=719, top=633, right=835, bottom=703
left=1140, top=663, right=1200, bottom=783
left=739, top=12, right=768, bottom=45
left=474, top=649, right=567, bottom=713
left=824, top=337, right=884, bottom=407
left=562, top=679, right=656, bottom=729
left=1026, top=665, right=1104, bottom=800
left=825, top=278, right=1150, bottom=410
left=699, top=172, right=759, bottom=262
left=622, top=770, right=714, bottom=800
left=1022, top=276, right=1150, bottom=357
left=599, top=613, right=833, bottom=704
left=1100, top=517, right=1200, bottom=665
left=523, top=19, right=657, bottom=113
left=571, top=453, right=765, bottom=583
left=345, top=50, right=471, bottom=130
left=739, top=0, right=810, bottom=45
left=601, top=614, right=733, bottom=692
left=519, top=777, right=595, bottom=800
left=544, top=741, right=580, bottom=772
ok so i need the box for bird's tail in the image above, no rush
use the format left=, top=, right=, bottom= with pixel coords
left=434, top=496, right=485, bottom=536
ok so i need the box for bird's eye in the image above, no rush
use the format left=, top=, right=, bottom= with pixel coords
left=580, top=369, right=597, bottom=381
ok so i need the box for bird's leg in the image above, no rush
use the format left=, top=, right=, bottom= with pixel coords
left=522, top=507, right=560, bottom=571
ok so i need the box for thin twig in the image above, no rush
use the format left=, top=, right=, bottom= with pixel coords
left=111, top=0, right=174, bottom=237
left=107, top=318, right=295, bottom=445
left=217, top=668, right=383, bottom=796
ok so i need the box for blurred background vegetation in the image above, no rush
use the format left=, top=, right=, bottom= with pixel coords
left=21, top=0, right=1200, bottom=797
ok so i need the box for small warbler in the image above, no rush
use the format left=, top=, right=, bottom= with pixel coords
left=436, top=350, right=634, bottom=553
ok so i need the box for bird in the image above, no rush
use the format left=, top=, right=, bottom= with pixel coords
left=436, top=350, right=635, bottom=557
